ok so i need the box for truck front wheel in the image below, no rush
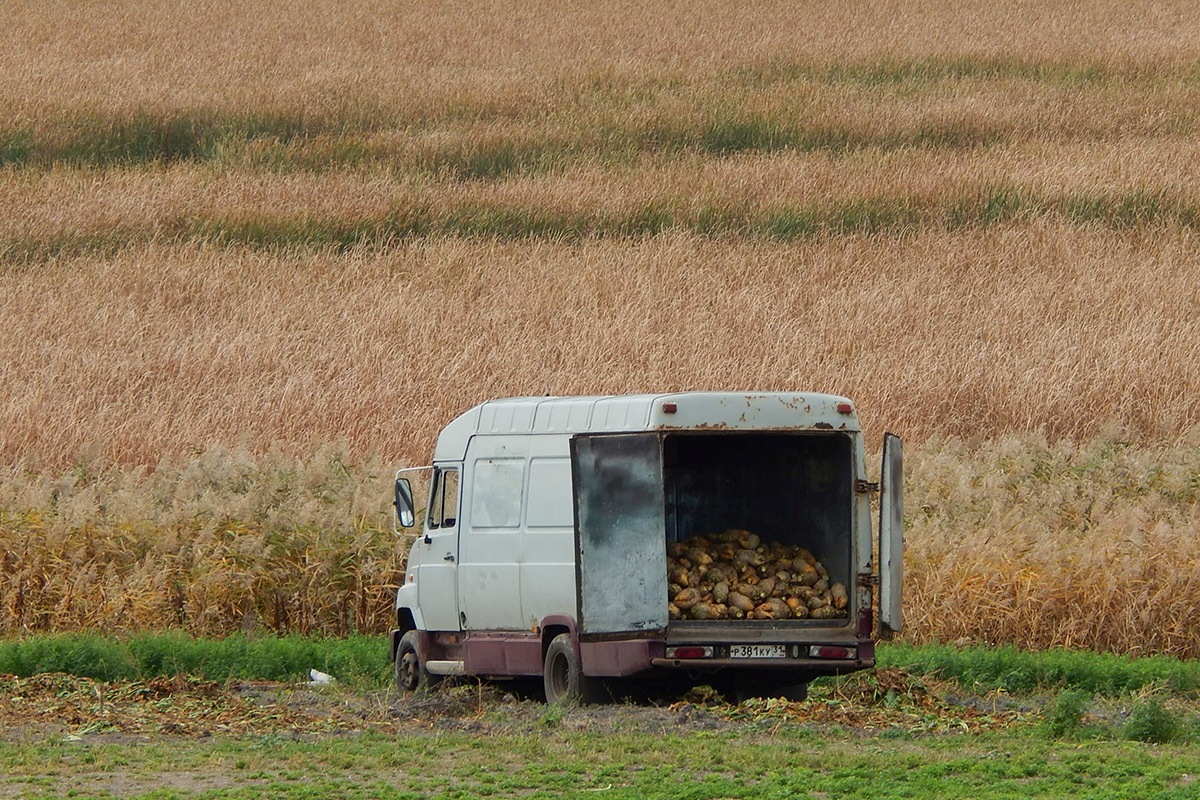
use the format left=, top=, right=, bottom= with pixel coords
left=543, top=633, right=598, bottom=706
left=395, top=631, right=438, bottom=695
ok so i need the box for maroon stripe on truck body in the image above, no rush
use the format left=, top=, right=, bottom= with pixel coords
left=463, top=632, right=544, bottom=675
left=580, top=639, right=663, bottom=677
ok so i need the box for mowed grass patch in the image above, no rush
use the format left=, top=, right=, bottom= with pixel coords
left=2, top=727, right=1200, bottom=800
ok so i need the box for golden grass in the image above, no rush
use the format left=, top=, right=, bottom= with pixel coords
left=5, top=0, right=1199, bottom=120
left=2, top=0, right=1199, bottom=652
left=5, top=1, right=1200, bottom=184
left=4, top=136, right=1200, bottom=254
left=3, top=230, right=1199, bottom=467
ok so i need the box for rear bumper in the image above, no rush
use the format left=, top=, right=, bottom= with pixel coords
left=652, top=656, right=872, bottom=672
left=580, top=635, right=875, bottom=677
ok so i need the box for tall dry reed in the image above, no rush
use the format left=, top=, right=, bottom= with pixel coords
left=3, top=437, right=1197, bottom=655
left=0, top=447, right=399, bottom=636
left=903, top=433, right=1200, bottom=657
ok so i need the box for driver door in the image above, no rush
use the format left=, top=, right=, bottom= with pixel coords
left=416, top=464, right=461, bottom=631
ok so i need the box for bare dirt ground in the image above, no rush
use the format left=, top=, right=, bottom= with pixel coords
left=0, top=668, right=1028, bottom=744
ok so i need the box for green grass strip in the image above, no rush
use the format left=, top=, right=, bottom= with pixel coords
left=880, top=641, right=1200, bottom=696
left=5, top=185, right=1199, bottom=264
left=1, top=115, right=1008, bottom=171
left=731, top=55, right=1145, bottom=88
left=2, top=634, right=1198, bottom=697
left=3, top=53, right=1195, bottom=170
left=0, top=632, right=390, bottom=685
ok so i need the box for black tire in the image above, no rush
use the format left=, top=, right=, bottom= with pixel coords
left=768, top=681, right=809, bottom=702
left=543, top=633, right=598, bottom=706
left=719, top=673, right=808, bottom=703
left=395, top=630, right=438, bottom=695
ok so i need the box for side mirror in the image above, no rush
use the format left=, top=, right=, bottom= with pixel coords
left=394, top=477, right=415, bottom=528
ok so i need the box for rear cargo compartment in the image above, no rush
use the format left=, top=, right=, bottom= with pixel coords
left=662, top=432, right=853, bottom=626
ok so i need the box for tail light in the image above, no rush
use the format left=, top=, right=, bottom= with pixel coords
left=665, top=646, right=712, bottom=659
left=809, top=646, right=856, bottom=659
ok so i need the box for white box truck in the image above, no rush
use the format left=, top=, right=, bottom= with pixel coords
left=391, top=392, right=902, bottom=704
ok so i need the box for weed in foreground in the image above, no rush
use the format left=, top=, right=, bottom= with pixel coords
left=540, top=704, right=565, bottom=727
left=1124, top=695, right=1182, bottom=744
left=1041, top=687, right=1093, bottom=739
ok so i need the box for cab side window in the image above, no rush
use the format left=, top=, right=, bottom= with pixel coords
left=428, top=467, right=459, bottom=529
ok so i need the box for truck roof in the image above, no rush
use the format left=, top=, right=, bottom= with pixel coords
left=433, top=392, right=859, bottom=462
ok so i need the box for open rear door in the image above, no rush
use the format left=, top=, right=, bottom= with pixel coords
left=878, top=433, right=903, bottom=637
left=571, top=434, right=667, bottom=636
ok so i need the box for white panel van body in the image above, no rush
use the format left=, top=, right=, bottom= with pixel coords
left=391, top=392, right=902, bottom=704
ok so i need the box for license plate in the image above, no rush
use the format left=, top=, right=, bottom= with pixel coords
left=730, top=644, right=787, bottom=659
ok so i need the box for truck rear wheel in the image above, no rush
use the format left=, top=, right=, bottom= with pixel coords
left=395, top=631, right=438, bottom=695
left=765, top=680, right=809, bottom=702
left=719, top=674, right=808, bottom=703
left=543, top=633, right=598, bottom=706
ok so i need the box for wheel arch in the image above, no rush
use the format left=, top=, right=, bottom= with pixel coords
left=539, top=615, right=577, bottom=663
left=391, top=608, right=418, bottom=662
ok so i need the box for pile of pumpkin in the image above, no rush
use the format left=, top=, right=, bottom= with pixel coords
left=666, top=529, right=848, bottom=621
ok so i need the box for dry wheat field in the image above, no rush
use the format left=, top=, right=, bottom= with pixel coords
left=2, top=0, right=1199, bottom=655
